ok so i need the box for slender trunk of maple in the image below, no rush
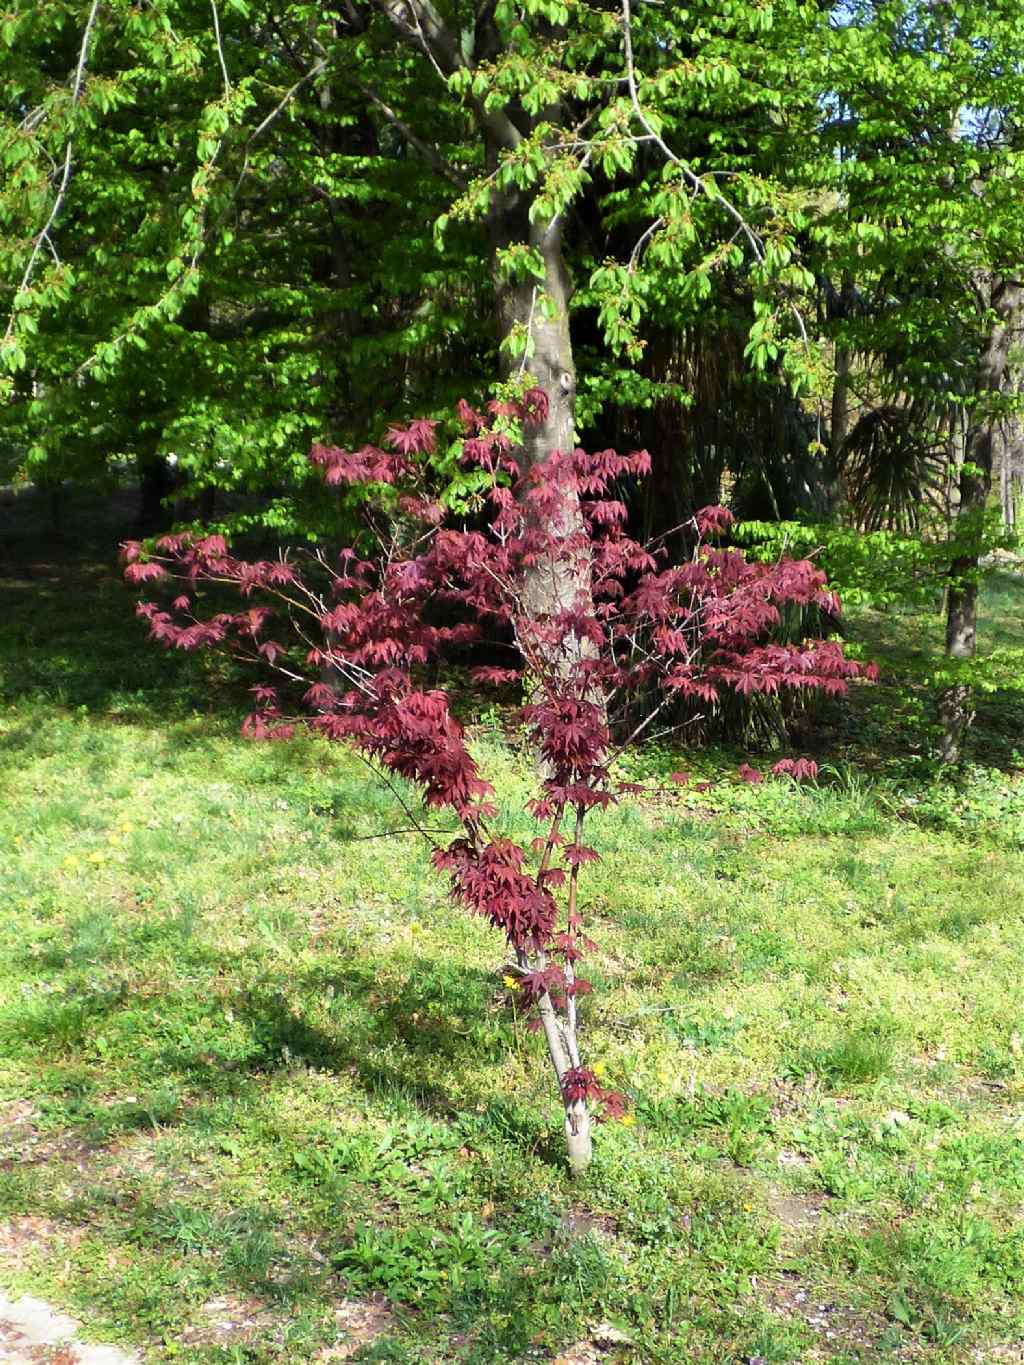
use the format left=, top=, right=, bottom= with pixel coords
left=565, top=1102, right=593, bottom=1174
left=528, top=971, right=592, bottom=1173
left=375, top=0, right=596, bottom=1176
left=528, top=974, right=592, bottom=1175
left=489, top=191, right=596, bottom=1173
left=939, top=278, right=1023, bottom=763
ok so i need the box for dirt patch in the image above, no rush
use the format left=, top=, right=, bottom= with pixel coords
left=103, top=1133, right=161, bottom=1182
left=179, top=1294, right=283, bottom=1351
left=758, top=1271, right=886, bottom=1360
left=553, top=1346, right=601, bottom=1365
left=0, top=1101, right=96, bottom=1173
left=552, top=1323, right=633, bottom=1365
left=776, top=1147, right=813, bottom=1171
left=558, top=1208, right=618, bottom=1238
left=0, top=1101, right=43, bottom=1165
left=766, top=1076, right=820, bottom=1121
left=765, top=1188, right=829, bottom=1234
left=314, top=1297, right=394, bottom=1361
left=0, top=1217, right=87, bottom=1272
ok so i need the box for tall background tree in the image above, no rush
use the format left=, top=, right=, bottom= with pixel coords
left=4, top=0, right=1024, bottom=758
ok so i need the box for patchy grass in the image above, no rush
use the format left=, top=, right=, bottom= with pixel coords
left=2, top=486, right=1024, bottom=1363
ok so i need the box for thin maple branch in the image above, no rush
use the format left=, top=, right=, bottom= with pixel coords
left=350, top=750, right=451, bottom=853
left=249, top=58, right=327, bottom=143
left=562, top=808, right=586, bottom=1068
left=342, top=826, right=460, bottom=840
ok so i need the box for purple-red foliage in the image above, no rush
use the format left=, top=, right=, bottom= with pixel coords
left=772, top=757, right=820, bottom=782
left=123, top=393, right=873, bottom=1124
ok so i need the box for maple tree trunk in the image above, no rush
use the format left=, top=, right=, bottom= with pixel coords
left=939, top=277, right=1023, bottom=763
left=369, top=2, right=597, bottom=1173
left=529, top=972, right=592, bottom=1175
left=490, top=201, right=596, bottom=1172
left=486, top=157, right=602, bottom=1168
left=565, top=1102, right=593, bottom=1175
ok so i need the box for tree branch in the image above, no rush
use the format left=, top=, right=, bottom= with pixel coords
left=355, top=78, right=466, bottom=186
left=210, top=0, right=232, bottom=92
left=249, top=58, right=327, bottom=143
left=620, top=0, right=813, bottom=356
left=2, top=0, right=101, bottom=353
left=370, top=0, right=523, bottom=152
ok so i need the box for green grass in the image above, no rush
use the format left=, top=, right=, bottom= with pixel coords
left=2, top=485, right=1024, bottom=1363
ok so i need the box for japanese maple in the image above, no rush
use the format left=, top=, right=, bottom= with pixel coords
left=123, top=393, right=873, bottom=1173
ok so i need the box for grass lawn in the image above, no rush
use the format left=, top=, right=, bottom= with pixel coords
left=2, top=486, right=1024, bottom=1364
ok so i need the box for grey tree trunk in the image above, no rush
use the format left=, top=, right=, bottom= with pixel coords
left=939, top=278, right=1024, bottom=763
left=527, top=967, right=593, bottom=1175
left=831, top=344, right=851, bottom=463
left=995, top=394, right=1022, bottom=530
left=488, top=173, right=591, bottom=648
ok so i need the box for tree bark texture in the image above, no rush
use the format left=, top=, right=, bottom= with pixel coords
left=490, top=187, right=589, bottom=640
left=939, top=277, right=1024, bottom=763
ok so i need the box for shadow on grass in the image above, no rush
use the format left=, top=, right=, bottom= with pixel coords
left=8, top=947, right=568, bottom=1172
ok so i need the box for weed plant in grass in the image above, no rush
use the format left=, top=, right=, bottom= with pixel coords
left=2, top=487, right=1024, bottom=1362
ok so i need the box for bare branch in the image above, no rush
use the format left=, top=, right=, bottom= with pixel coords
left=249, top=58, right=327, bottom=143
left=620, top=0, right=763, bottom=262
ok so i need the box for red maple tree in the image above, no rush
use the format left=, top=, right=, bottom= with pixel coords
left=123, top=392, right=873, bottom=1172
